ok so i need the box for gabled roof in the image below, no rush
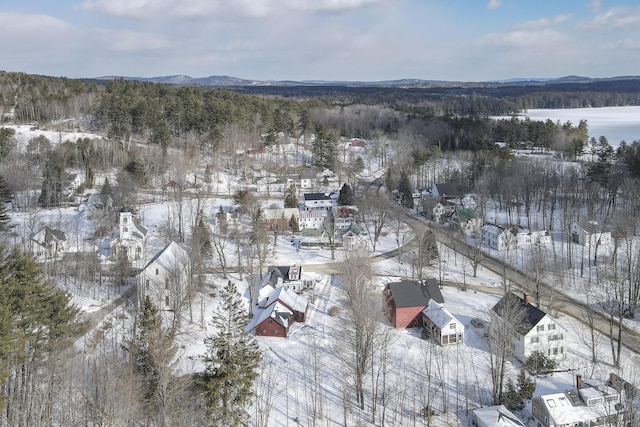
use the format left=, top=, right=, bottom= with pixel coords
left=492, top=292, right=547, bottom=334
left=142, top=241, right=189, bottom=272
left=422, top=299, right=458, bottom=329
left=434, top=182, right=454, bottom=196
left=264, top=285, right=308, bottom=314
left=33, top=226, right=66, bottom=244
left=473, top=405, right=525, bottom=427
left=386, top=279, right=444, bottom=308
left=342, top=223, right=366, bottom=236
left=247, top=302, right=292, bottom=332
left=131, top=222, right=148, bottom=239
left=455, top=207, right=477, bottom=222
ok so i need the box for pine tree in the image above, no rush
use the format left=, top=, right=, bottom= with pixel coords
left=338, top=183, right=355, bottom=205
left=195, top=281, right=261, bottom=425
left=132, top=296, right=179, bottom=425
left=397, top=171, right=414, bottom=209
left=0, top=246, right=84, bottom=413
left=283, top=185, right=298, bottom=208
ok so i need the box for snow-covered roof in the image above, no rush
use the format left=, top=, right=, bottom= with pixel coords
left=246, top=302, right=292, bottom=332
left=537, top=384, right=621, bottom=426
left=264, top=285, right=308, bottom=314
left=473, top=405, right=525, bottom=427
left=422, top=299, right=459, bottom=329
left=142, top=241, right=189, bottom=272
left=481, top=223, right=509, bottom=236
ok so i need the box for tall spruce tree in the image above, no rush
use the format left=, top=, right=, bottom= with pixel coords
left=195, top=281, right=261, bottom=425
left=132, top=296, right=180, bottom=425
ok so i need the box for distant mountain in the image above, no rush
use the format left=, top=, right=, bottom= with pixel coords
left=95, top=74, right=640, bottom=88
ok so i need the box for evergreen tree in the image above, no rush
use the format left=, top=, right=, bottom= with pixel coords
left=216, top=206, right=228, bottom=234
left=195, top=281, right=261, bottom=425
left=132, top=296, right=180, bottom=425
left=290, top=214, right=300, bottom=233
left=283, top=185, right=298, bottom=208
left=397, top=171, right=414, bottom=209
left=517, top=369, right=536, bottom=401
left=0, top=176, right=9, bottom=231
left=38, top=150, right=65, bottom=207
left=312, top=126, right=338, bottom=169
left=338, top=183, right=355, bottom=205
left=101, top=176, right=112, bottom=197
left=502, top=378, right=522, bottom=410
left=193, top=209, right=213, bottom=259
left=0, top=246, right=84, bottom=412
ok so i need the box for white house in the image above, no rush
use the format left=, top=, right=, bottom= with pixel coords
left=137, top=241, right=191, bottom=314
left=432, top=200, right=458, bottom=223
left=264, top=265, right=316, bottom=294
left=472, top=405, right=526, bottom=427
left=299, top=209, right=329, bottom=230
left=492, top=292, right=566, bottom=362
left=341, top=223, right=369, bottom=251
left=30, top=226, right=67, bottom=261
left=332, top=206, right=358, bottom=230
left=448, top=208, right=483, bottom=236
left=421, top=299, right=465, bottom=346
left=532, top=375, right=625, bottom=427
left=570, top=221, right=613, bottom=247
left=481, top=224, right=515, bottom=251
left=302, top=192, right=339, bottom=211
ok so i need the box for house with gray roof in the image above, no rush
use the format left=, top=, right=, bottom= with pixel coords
left=492, top=292, right=566, bottom=362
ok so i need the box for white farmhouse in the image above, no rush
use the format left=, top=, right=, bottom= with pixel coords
left=137, top=241, right=191, bottom=315
left=481, top=223, right=515, bottom=251
left=492, top=292, right=566, bottom=362
left=570, top=221, right=612, bottom=247
left=30, top=226, right=67, bottom=261
left=302, top=192, right=338, bottom=211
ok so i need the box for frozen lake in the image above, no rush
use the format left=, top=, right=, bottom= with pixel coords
left=500, top=106, right=640, bottom=147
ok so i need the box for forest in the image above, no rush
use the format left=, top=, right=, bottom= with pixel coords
left=1, top=70, right=640, bottom=426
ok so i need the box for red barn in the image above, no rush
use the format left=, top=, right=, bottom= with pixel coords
left=254, top=302, right=291, bottom=337
left=382, top=279, right=444, bottom=329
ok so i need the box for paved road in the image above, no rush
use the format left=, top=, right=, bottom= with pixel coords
left=409, top=213, right=640, bottom=358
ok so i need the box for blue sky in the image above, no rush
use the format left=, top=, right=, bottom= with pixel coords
left=1, top=0, right=639, bottom=81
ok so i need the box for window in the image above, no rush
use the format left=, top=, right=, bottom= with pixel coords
left=145, top=279, right=149, bottom=290
left=123, top=217, right=128, bottom=223
left=261, top=329, right=267, bottom=334
left=155, top=268, right=159, bottom=275
left=165, top=296, right=169, bottom=306
left=450, top=323, right=456, bottom=329
left=531, top=336, right=539, bottom=343
left=537, top=324, right=545, bottom=332
left=548, top=323, right=556, bottom=330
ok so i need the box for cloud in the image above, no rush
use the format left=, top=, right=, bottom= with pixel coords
left=604, top=38, right=640, bottom=50
left=514, top=14, right=573, bottom=30
left=78, top=0, right=385, bottom=20
left=583, top=5, right=640, bottom=30
left=0, top=12, right=74, bottom=49
left=485, top=0, right=502, bottom=10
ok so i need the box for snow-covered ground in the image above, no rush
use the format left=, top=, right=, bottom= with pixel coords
left=5, top=124, right=640, bottom=426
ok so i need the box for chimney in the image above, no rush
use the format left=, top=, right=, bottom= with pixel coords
left=576, top=374, right=583, bottom=389
left=523, top=294, right=532, bottom=305
left=609, top=373, right=618, bottom=387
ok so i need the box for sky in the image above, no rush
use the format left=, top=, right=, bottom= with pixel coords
left=1, top=0, right=640, bottom=82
